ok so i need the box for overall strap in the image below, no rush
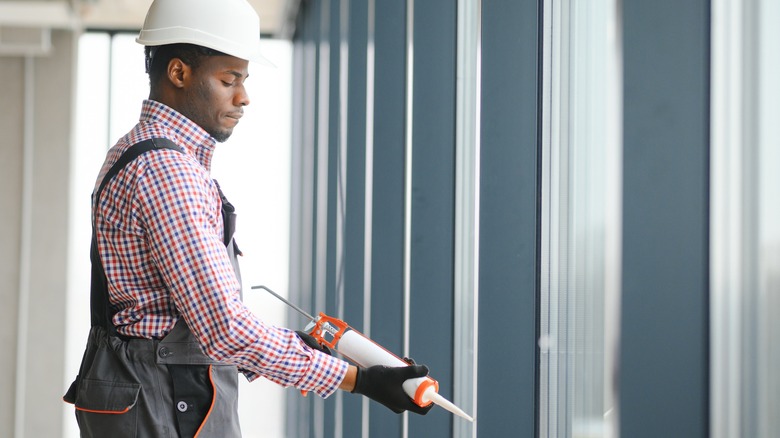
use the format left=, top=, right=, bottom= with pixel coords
left=212, top=179, right=236, bottom=246
left=212, top=179, right=243, bottom=295
left=90, top=138, right=182, bottom=331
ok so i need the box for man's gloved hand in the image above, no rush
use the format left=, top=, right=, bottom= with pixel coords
left=295, top=331, right=332, bottom=356
left=351, top=364, right=434, bottom=415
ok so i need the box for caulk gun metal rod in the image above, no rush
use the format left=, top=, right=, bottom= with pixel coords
left=250, top=285, right=316, bottom=322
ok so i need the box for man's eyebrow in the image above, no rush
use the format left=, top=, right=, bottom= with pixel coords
left=226, top=70, right=248, bottom=79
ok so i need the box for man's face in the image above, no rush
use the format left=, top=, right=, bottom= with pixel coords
left=179, top=55, right=250, bottom=142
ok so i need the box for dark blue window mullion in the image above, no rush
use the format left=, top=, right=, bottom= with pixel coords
left=322, top=0, right=341, bottom=437
left=407, top=0, right=457, bottom=436
left=478, top=1, right=542, bottom=437
left=368, top=0, right=408, bottom=435
left=620, top=1, right=710, bottom=437
left=341, top=0, right=369, bottom=435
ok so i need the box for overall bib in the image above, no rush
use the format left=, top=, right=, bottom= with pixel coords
left=64, top=138, right=243, bottom=438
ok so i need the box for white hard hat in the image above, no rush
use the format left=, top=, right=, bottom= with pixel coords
left=136, top=0, right=273, bottom=66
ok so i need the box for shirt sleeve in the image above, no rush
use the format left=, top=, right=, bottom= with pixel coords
left=136, top=150, right=348, bottom=398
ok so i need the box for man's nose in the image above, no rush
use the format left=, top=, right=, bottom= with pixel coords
left=236, top=86, right=250, bottom=106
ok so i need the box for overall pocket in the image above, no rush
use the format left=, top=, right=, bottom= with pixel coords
left=74, top=379, right=141, bottom=437
left=65, top=327, right=143, bottom=437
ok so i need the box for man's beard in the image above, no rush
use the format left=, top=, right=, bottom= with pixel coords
left=181, top=81, right=233, bottom=143
left=211, top=128, right=232, bottom=143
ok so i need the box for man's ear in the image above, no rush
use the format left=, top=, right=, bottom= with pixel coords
left=166, top=58, right=189, bottom=89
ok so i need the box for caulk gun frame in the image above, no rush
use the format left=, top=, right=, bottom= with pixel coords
left=250, top=285, right=316, bottom=322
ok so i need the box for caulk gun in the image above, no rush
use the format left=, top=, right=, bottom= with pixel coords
left=251, top=285, right=474, bottom=422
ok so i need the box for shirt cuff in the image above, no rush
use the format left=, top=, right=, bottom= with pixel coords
left=297, top=349, right=350, bottom=398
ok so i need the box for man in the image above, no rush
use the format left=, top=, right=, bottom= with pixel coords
left=64, top=0, right=430, bottom=436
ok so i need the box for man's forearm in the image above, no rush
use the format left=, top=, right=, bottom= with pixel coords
left=338, top=365, right=358, bottom=392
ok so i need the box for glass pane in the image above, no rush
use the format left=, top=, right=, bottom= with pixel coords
left=539, top=1, right=621, bottom=437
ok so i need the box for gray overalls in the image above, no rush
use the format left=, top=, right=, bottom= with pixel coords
left=64, top=138, right=244, bottom=437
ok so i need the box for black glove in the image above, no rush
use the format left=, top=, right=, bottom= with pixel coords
left=295, top=331, right=332, bottom=356
left=351, top=364, right=434, bottom=415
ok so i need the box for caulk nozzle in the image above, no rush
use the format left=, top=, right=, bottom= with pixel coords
left=424, top=388, right=474, bottom=422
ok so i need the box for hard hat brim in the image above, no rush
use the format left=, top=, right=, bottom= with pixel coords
left=137, top=27, right=275, bottom=67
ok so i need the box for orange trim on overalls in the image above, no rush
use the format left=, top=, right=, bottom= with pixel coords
left=69, top=403, right=134, bottom=415
left=193, top=365, right=217, bottom=438
left=64, top=395, right=134, bottom=415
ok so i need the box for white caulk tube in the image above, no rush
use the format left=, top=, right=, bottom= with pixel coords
left=251, top=286, right=474, bottom=421
left=332, top=329, right=474, bottom=422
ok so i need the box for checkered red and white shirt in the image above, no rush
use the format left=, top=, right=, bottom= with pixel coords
left=93, top=99, right=347, bottom=397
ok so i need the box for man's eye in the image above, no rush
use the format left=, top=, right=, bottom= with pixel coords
left=222, top=80, right=235, bottom=86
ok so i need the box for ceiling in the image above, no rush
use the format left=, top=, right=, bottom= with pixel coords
left=80, top=0, right=291, bottom=36
left=0, top=0, right=296, bottom=38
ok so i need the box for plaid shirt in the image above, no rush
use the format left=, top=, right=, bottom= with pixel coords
left=93, top=99, right=347, bottom=397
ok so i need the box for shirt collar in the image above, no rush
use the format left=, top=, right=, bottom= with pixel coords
left=139, top=99, right=217, bottom=170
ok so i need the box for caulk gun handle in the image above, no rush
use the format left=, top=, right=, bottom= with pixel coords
left=295, top=330, right=333, bottom=356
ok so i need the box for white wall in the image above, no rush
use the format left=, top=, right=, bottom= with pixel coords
left=0, top=29, right=78, bottom=438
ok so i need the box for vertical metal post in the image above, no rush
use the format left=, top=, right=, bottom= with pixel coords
left=402, top=2, right=415, bottom=436
left=454, top=0, right=481, bottom=437
left=15, top=54, right=34, bottom=438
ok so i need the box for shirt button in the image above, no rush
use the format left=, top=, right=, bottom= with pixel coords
left=177, top=401, right=188, bottom=412
left=158, top=347, right=171, bottom=358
